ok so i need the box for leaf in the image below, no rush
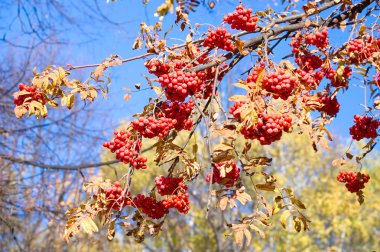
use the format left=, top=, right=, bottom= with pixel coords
left=219, top=196, right=228, bottom=210
left=291, top=198, right=306, bottom=209
left=234, top=230, right=244, bottom=245
left=81, top=216, right=99, bottom=235
left=304, top=18, right=311, bottom=28
left=249, top=224, right=265, bottom=238
left=235, top=191, right=252, bottom=205
left=93, top=65, right=106, bottom=80
left=213, top=143, right=233, bottom=152
left=234, top=38, right=249, bottom=56
left=124, top=93, right=131, bottom=101
left=67, top=94, right=75, bottom=109
left=14, top=106, right=27, bottom=118
left=107, top=219, right=116, bottom=241
left=293, top=217, right=302, bottom=232
left=151, top=86, right=162, bottom=96
left=243, top=229, right=252, bottom=244
left=256, top=184, right=276, bottom=191
left=228, top=95, right=248, bottom=102
left=280, top=210, right=292, bottom=229
left=213, top=125, right=236, bottom=141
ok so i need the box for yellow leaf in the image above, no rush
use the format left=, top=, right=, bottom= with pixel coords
left=67, top=94, right=75, bottom=109
left=243, top=229, right=252, bottom=244
left=151, top=86, right=162, bottom=96
left=256, top=184, right=276, bottom=191
left=81, top=216, right=99, bottom=235
left=14, top=106, right=27, bottom=118
left=280, top=210, right=291, bottom=229
left=228, top=95, right=248, bottom=102
left=234, top=230, right=244, bottom=245
left=219, top=196, right=228, bottom=210
left=291, top=198, right=307, bottom=209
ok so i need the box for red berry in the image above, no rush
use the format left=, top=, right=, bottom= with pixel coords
left=349, top=115, right=379, bottom=140
left=224, top=5, right=258, bottom=32
left=103, top=130, right=148, bottom=169
left=203, top=28, right=235, bottom=52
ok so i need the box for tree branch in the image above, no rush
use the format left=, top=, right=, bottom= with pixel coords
left=0, top=144, right=155, bottom=171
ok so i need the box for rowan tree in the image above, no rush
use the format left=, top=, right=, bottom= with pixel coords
left=11, top=0, right=380, bottom=247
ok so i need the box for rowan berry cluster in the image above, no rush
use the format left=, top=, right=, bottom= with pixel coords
left=295, top=54, right=323, bottom=72
left=223, top=5, right=258, bottom=32
left=203, top=28, right=235, bottom=51
left=262, top=70, right=299, bottom=99
left=246, top=63, right=265, bottom=84
left=162, top=190, right=190, bottom=214
left=349, top=115, right=379, bottom=140
left=158, top=70, right=203, bottom=102
left=305, top=27, right=329, bottom=48
left=145, top=58, right=170, bottom=77
left=13, top=83, right=46, bottom=107
left=290, top=27, right=329, bottom=54
left=159, top=100, right=194, bottom=130
left=345, top=36, right=380, bottom=64
left=105, top=182, right=132, bottom=211
left=297, top=69, right=324, bottom=90
left=229, top=101, right=245, bottom=122
left=337, top=171, right=370, bottom=193
left=325, top=67, right=352, bottom=88
left=132, top=117, right=176, bottom=138
left=133, top=194, right=169, bottom=219
left=206, top=160, right=240, bottom=187
left=317, top=95, right=340, bottom=117
left=103, top=131, right=147, bottom=169
left=154, top=176, right=187, bottom=196
left=240, top=113, right=292, bottom=145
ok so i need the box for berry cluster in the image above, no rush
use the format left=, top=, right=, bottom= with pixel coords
left=325, top=67, right=352, bottom=88
left=203, top=28, right=235, bottom=51
left=241, top=113, right=292, bottom=145
left=162, top=190, right=190, bottom=214
left=246, top=63, right=265, bottom=84
left=103, top=131, right=147, bottom=169
left=206, top=160, right=240, bottom=187
left=105, top=182, right=132, bottom=211
left=145, top=58, right=170, bottom=77
left=345, top=36, right=380, bottom=64
left=262, top=70, right=299, bottom=99
left=337, top=171, right=370, bottom=193
left=154, top=176, right=187, bottom=196
left=133, top=194, right=169, bottom=219
left=132, top=117, right=176, bottom=138
left=297, top=69, right=325, bottom=90
left=290, top=27, right=329, bottom=53
left=158, top=70, right=203, bottom=102
left=318, top=95, right=340, bottom=117
left=229, top=101, right=245, bottom=122
left=304, top=27, right=329, bottom=48
left=223, top=5, right=258, bottom=32
left=159, top=100, right=194, bottom=130
left=349, top=115, right=380, bottom=140
left=13, top=83, right=46, bottom=107
left=295, top=54, right=323, bottom=72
